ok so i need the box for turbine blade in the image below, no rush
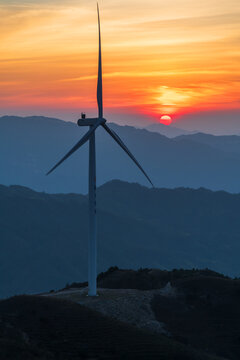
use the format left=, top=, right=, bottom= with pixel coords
left=97, top=3, right=103, bottom=118
left=102, top=124, right=154, bottom=187
left=47, top=120, right=102, bottom=175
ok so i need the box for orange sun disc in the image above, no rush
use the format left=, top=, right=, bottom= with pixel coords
left=159, top=115, right=172, bottom=125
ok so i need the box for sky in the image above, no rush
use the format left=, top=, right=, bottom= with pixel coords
left=0, top=0, right=239, bottom=133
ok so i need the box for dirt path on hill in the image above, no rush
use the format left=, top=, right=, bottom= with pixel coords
left=44, top=286, right=175, bottom=334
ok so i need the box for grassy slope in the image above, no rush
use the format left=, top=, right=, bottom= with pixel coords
left=67, top=268, right=240, bottom=360
left=0, top=295, right=221, bottom=360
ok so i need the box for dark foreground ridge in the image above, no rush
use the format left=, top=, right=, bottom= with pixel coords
left=61, top=267, right=240, bottom=360
left=1, top=268, right=240, bottom=359
left=63, top=266, right=228, bottom=290
left=0, top=295, right=217, bottom=360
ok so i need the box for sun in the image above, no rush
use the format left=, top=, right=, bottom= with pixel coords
left=159, top=115, right=172, bottom=126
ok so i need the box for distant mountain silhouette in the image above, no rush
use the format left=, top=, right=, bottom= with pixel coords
left=2, top=115, right=240, bottom=193
left=175, top=132, right=240, bottom=154
left=145, top=122, right=193, bottom=137
left=1, top=180, right=240, bottom=298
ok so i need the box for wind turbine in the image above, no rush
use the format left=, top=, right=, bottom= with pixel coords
left=47, top=4, right=153, bottom=296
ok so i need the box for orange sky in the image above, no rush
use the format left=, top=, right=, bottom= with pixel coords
left=0, top=0, right=239, bottom=126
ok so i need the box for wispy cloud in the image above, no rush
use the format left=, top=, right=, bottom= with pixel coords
left=61, top=69, right=237, bottom=82
left=0, top=0, right=239, bottom=119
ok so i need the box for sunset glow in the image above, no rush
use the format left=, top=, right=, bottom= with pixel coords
left=0, top=0, right=239, bottom=127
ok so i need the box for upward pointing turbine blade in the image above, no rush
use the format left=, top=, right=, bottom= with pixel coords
left=46, top=119, right=103, bottom=175
left=102, top=123, right=154, bottom=187
left=97, top=3, right=103, bottom=118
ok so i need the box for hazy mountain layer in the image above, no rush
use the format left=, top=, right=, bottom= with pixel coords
left=2, top=115, right=240, bottom=193
left=145, top=122, right=192, bottom=137
left=175, top=132, right=240, bottom=154
left=1, top=180, right=240, bottom=298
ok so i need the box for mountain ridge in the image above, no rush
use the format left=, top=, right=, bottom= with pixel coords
left=1, top=180, right=240, bottom=298
left=145, top=122, right=194, bottom=137
left=2, top=115, right=240, bottom=193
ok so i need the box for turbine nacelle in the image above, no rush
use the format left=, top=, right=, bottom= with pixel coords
left=77, top=117, right=106, bottom=127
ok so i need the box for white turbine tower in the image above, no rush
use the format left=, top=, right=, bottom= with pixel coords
left=47, top=4, right=153, bottom=296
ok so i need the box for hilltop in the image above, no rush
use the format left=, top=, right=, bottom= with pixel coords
left=1, top=267, right=240, bottom=359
